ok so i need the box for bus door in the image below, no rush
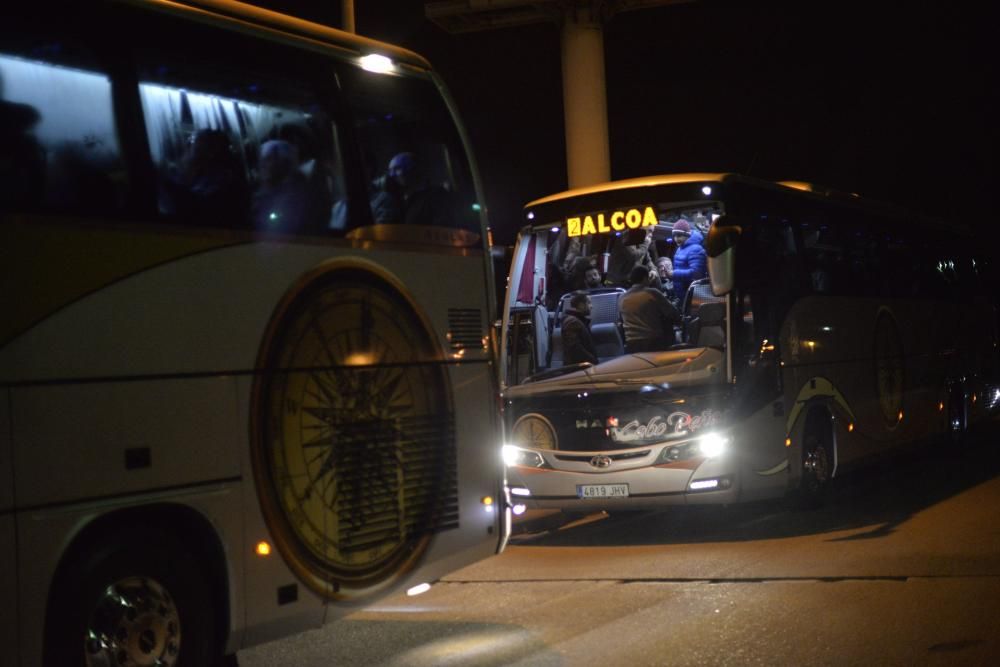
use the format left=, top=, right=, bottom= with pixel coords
left=501, top=227, right=549, bottom=387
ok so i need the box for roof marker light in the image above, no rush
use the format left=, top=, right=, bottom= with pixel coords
left=360, top=54, right=394, bottom=74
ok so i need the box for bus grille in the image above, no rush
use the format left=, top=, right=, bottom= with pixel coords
left=447, top=308, right=483, bottom=351
left=332, top=413, right=458, bottom=555
left=554, top=450, right=651, bottom=463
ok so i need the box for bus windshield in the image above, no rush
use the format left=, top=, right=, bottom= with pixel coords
left=504, top=182, right=725, bottom=388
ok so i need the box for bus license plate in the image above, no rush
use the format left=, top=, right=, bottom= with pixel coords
left=578, top=483, right=629, bottom=498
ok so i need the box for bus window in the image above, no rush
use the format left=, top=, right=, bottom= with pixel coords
left=137, top=41, right=345, bottom=232
left=0, top=44, right=126, bottom=215
left=339, top=66, right=481, bottom=239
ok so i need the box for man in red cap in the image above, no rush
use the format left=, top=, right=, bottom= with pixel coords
left=666, top=218, right=707, bottom=301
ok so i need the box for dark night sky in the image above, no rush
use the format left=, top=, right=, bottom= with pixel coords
left=260, top=1, right=997, bottom=246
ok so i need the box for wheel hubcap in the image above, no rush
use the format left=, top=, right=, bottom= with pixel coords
left=84, top=576, right=181, bottom=667
left=804, top=445, right=829, bottom=484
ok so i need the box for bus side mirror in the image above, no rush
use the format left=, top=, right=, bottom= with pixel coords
left=707, top=216, right=742, bottom=296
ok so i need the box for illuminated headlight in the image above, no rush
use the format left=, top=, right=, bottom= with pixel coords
left=660, top=432, right=730, bottom=464
left=698, top=432, right=729, bottom=458
left=502, top=444, right=545, bottom=468
left=689, top=476, right=732, bottom=492
left=986, top=385, right=1000, bottom=412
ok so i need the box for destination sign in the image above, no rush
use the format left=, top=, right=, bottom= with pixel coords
left=566, top=206, right=659, bottom=237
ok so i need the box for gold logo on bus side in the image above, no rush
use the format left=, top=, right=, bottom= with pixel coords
left=250, top=265, right=457, bottom=601
left=566, top=206, right=658, bottom=237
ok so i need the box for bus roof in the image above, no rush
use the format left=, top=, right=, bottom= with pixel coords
left=522, top=173, right=956, bottom=232
left=123, top=0, right=432, bottom=71
left=524, top=173, right=730, bottom=209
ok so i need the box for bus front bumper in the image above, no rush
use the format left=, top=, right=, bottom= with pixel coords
left=504, top=443, right=739, bottom=510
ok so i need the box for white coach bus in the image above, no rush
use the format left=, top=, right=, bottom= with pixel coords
left=1, top=1, right=507, bottom=664
left=500, top=173, right=998, bottom=513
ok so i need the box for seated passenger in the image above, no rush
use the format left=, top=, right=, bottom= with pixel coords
left=655, top=256, right=676, bottom=300
left=619, top=264, right=682, bottom=353
left=0, top=96, right=45, bottom=208
left=252, top=139, right=320, bottom=232
left=561, top=291, right=599, bottom=366
left=566, top=256, right=603, bottom=290
left=583, top=264, right=604, bottom=289
left=276, top=122, right=335, bottom=222
left=370, top=151, right=457, bottom=227
left=162, top=128, right=248, bottom=225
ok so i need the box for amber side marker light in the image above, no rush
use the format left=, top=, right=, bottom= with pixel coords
left=256, top=541, right=272, bottom=557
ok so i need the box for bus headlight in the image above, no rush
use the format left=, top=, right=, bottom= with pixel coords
left=502, top=444, right=545, bottom=468
left=698, top=432, right=729, bottom=458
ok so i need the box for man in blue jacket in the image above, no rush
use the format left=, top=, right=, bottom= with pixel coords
left=668, top=219, right=707, bottom=302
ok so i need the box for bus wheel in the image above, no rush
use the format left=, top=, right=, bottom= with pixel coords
left=46, top=536, right=219, bottom=667
left=797, top=433, right=830, bottom=509
left=947, top=385, right=968, bottom=446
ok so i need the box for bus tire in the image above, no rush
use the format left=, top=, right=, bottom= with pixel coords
left=795, top=432, right=830, bottom=510
left=947, top=383, right=968, bottom=446
left=44, top=532, right=220, bottom=667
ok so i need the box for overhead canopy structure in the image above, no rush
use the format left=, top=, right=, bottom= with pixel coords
left=425, top=1, right=692, bottom=34
left=425, top=0, right=694, bottom=189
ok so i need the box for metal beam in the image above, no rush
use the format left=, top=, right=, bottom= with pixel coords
left=425, top=1, right=558, bottom=33
left=425, top=0, right=693, bottom=32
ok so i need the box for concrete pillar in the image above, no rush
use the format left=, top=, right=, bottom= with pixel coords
left=561, top=8, right=610, bottom=188
left=342, top=0, right=355, bottom=33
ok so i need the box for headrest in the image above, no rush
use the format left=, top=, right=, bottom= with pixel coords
left=696, top=301, right=726, bottom=325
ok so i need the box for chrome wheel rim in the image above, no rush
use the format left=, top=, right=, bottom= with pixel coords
left=804, top=445, right=829, bottom=484
left=84, top=576, right=181, bottom=667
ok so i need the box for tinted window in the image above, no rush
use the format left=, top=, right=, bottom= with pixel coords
left=339, top=66, right=481, bottom=239
left=136, top=26, right=345, bottom=233
left=0, top=27, right=126, bottom=216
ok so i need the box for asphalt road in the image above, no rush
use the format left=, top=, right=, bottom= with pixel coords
left=240, top=435, right=1000, bottom=666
